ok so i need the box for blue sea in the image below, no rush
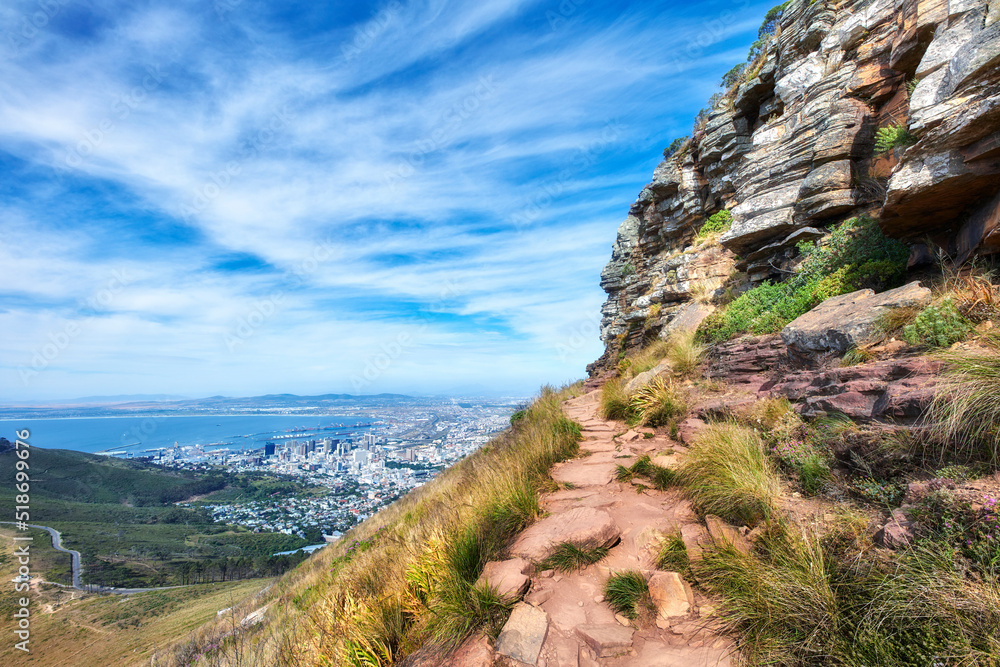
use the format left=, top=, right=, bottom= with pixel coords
left=0, top=414, right=371, bottom=455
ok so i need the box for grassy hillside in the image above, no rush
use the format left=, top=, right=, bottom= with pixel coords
left=0, top=527, right=273, bottom=667
left=0, top=444, right=227, bottom=506
left=0, top=446, right=313, bottom=588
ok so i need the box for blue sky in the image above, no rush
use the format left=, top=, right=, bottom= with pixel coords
left=0, top=0, right=771, bottom=401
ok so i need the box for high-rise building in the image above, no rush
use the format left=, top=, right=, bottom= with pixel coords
left=264, top=442, right=276, bottom=457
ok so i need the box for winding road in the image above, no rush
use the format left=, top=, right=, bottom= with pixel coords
left=1, top=521, right=82, bottom=588
left=1, top=521, right=192, bottom=594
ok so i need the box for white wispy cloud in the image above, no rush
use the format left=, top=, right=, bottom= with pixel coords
left=0, top=0, right=772, bottom=400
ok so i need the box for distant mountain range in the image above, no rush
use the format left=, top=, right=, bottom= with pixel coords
left=0, top=392, right=430, bottom=419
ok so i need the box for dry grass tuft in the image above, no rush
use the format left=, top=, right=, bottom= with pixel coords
left=665, top=330, right=706, bottom=378
left=629, top=377, right=686, bottom=427
left=926, top=336, right=1000, bottom=465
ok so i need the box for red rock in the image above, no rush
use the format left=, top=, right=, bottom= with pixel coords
left=678, top=418, right=707, bottom=445
left=649, top=571, right=695, bottom=618
left=510, top=507, right=620, bottom=562
left=704, top=515, right=751, bottom=555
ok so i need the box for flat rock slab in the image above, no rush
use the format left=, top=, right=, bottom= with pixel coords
left=628, top=641, right=733, bottom=667
left=496, top=603, right=549, bottom=665
left=649, top=571, right=695, bottom=618
left=575, top=623, right=635, bottom=658
left=477, top=557, right=530, bottom=600
left=511, top=507, right=620, bottom=561
left=551, top=461, right=617, bottom=487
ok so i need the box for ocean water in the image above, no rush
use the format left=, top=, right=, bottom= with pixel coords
left=0, top=414, right=371, bottom=455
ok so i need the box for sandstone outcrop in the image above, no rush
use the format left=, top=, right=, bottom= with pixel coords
left=595, top=0, right=1000, bottom=366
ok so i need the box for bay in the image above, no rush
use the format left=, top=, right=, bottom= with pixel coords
left=0, top=414, right=372, bottom=455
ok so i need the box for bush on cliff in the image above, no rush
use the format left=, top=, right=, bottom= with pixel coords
left=697, top=215, right=909, bottom=342
left=696, top=210, right=732, bottom=239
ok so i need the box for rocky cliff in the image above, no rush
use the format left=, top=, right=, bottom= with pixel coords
left=593, top=0, right=1000, bottom=370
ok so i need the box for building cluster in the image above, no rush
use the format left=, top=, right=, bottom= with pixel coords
left=169, top=404, right=515, bottom=539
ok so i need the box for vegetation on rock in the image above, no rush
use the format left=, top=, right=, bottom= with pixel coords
left=874, top=124, right=916, bottom=154
left=697, top=215, right=909, bottom=342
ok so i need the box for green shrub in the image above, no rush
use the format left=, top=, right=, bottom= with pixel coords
left=663, top=136, right=687, bottom=159
left=758, top=1, right=790, bottom=38
left=721, top=63, right=747, bottom=89
left=697, top=210, right=732, bottom=238
left=875, top=125, right=916, bottom=154
left=697, top=216, right=908, bottom=343
left=902, top=300, right=972, bottom=348
left=852, top=477, right=905, bottom=507
left=603, top=571, right=654, bottom=620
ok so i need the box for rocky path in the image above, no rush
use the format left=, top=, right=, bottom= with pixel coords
left=455, top=390, right=736, bottom=666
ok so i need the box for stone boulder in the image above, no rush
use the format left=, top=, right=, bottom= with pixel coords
left=648, top=571, right=695, bottom=618
left=704, top=515, right=751, bottom=554
left=781, top=282, right=932, bottom=354
left=624, top=359, right=671, bottom=393
left=677, top=417, right=708, bottom=445
left=510, top=507, right=620, bottom=562
left=476, top=558, right=530, bottom=601
left=496, top=603, right=548, bottom=665
left=878, top=508, right=915, bottom=550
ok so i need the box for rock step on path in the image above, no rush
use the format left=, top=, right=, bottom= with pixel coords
left=453, top=389, right=735, bottom=667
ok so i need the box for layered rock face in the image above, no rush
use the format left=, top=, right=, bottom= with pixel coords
left=595, top=0, right=1000, bottom=368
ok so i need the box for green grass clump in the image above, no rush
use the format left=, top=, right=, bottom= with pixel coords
left=697, top=216, right=908, bottom=343
left=771, top=437, right=831, bottom=496
left=927, top=337, right=1000, bottom=465
left=697, top=210, right=733, bottom=238
left=629, top=378, right=686, bottom=427
left=538, top=542, right=609, bottom=573
left=600, top=379, right=635, bottom=422
left=874, top=124, right=916, bottom=154
left=902, top=299, right=972, bottom=348
left=629, top=454, right=678, bottom=490
left=678, top=424, right=780, bottom=526
left=694, top=527, right=839, bottom=664
left=614, top=464, right=635, bottom=483
left=603, top=571, right=654, bottom=620
left=656, top=530, right=689, bottom=572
